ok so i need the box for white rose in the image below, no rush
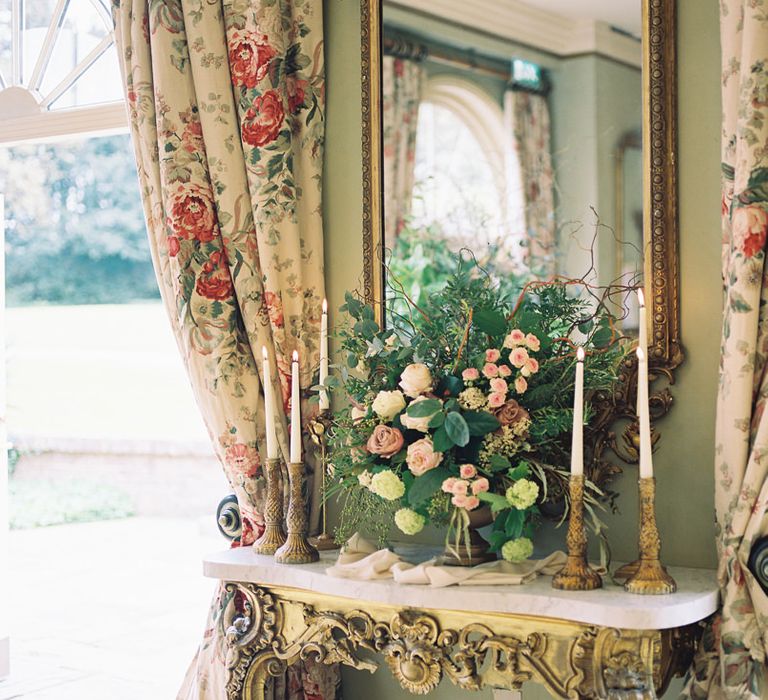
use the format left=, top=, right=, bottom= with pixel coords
left=372, top=390, right=406, bottom=421
left=400, top=396, right=440, bottom=433
left=399, top=363, right=433, bottom=398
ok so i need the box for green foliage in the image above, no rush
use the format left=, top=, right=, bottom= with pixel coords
left=0, top=134, right=159, bottom=306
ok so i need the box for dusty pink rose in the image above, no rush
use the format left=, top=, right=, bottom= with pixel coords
left=451, top=479, right=469, bottom=496
left=459, top=464, right=476, bottom=479
left=503, top=329, right=526, bottom=348
left=464, top=495, right=481, bottom=510
left=521, top=357, right=540, bottom=377
left=493, top=399, right=530, bottom=428
left=472, top=477, right=490, bottom=494
left=462, top=367, right=480, bottom=381
left=498, top=365, right=512, bottom=377
left=488, top=391, right=506, bottom=408
left=485, top=348, right=501, bottom=363
left=525, top=333, right=541, bottom=352
left=366, top=424, right=404, bottom=458
left=515, top=376, right=528, bottom=394
left=490, top=377, right=508, bottom=394
left=510, top=347, right=530, bottom=368
left=442, top=477, right=457, bottom=493
left=483, top=363, right=500, bottom=378
left=406, top=437, right=443, bottom=476
left=733, top=206, right=768, bottom=258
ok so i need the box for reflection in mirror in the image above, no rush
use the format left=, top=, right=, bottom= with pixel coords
left=381, top=0, right=642, bottom=323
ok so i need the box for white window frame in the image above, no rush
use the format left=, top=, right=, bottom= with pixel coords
left=0, top=0, right=128, bottom=146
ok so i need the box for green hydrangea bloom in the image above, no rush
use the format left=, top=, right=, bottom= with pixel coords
left=505, top=478, right=539, bottom=510
left=369, top=470, right=405, bottom=501
left=394, top=508, right=425, bottom=535
left=501, top=537, right=534, bottom=562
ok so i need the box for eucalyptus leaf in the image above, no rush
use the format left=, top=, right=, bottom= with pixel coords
left=432, top=425, right=454, bottom=452
left=463, top=410, right=501, bottom=436
left=408, top=467, right=449, bottom=506
left=407, top=398, right=442, bottom=418
left=477, top=491, right=511, bottom=513
left=444, top=412, right=470, bottom=447
left=474, top=307, right=507, bottom=336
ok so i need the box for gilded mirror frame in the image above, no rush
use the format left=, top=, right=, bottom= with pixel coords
left=358, top=0, right=682, bottom=487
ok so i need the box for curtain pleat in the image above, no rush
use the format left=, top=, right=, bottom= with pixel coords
left=681, top=1, right=768, bottom=697
left=505, top=90, right=555, bottom=278
left=112, top=1, right=339, bottom=697
left=382, top=55, right=423, bottom=248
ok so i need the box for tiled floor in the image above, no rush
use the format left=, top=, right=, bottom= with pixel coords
left=0, top=517, right=224, bottom=699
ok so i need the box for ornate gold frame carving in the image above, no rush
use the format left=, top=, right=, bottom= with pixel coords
left=359, top=0, right=682, bottom=492
left=223, top=582, right=700, bottom=699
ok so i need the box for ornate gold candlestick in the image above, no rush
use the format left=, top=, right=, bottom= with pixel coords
left=252, top=458, right=287, bottom=555
left=624, top=477, right=676, bottom=595
left=308, top=412, right=339, bottom=551
left=552, top=474, right=603, bottom=591
left=274, top=461, right=320, bottom=564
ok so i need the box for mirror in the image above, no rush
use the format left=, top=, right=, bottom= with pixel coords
left=360, top=0, right=682, bottom=485
left=380, top=0, right=643, bottom=315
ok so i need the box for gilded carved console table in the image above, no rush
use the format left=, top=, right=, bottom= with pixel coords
left=204, top=549, right=718, bottom=699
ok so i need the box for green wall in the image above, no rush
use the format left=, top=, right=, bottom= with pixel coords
left=323, top=0, right=721, bottom=696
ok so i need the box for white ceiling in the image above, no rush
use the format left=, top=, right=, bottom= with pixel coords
left=520, top=0, right=641, bottom=38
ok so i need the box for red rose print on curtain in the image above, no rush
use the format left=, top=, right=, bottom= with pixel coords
left=168, top=182, right=218, bottom=243
left=195, top=250, right=233, bottom=300
left=241, top=90, right=284, bottom=147
left=228, top=32, right=275, bottom=88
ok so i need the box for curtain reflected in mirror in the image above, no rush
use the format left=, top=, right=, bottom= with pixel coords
left=381, top=0, right=642, bottom=328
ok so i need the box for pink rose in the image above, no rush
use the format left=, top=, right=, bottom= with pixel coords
left=483, top=363, right=500, bottom=378
left=490, top=377, right=508, bottom=394
left=225, top=443, right=261, bottom=478
left=488, top=392, right=506, bottom=408
left=514, top=376, right=528, bottom=394
left=462, top=367, right=480, bottom=382
left=526, top=334, right=541, bottom=352
left=472, top=478, right=490, bottom=494
left=452, top=494, right=468, bottom=508
left=733, top=206, right=768, bottom=258
left=503, top=329, right=526, bottom=348
left=442, top=477, right=457, bottom=493
left=498, top=365, right=512, bottom=377
left=521, top=358, right=540, bottom=377
left=406, top=437, right=443, bottom=476
left=485, top=348, right=501, bottom=363
left=493, top=399, right=530, bottom=428
left=459, top=464, right=476, bottom=479
left=366, top=424, right=404, bottom=458
left=451, top=479, right=469, bottom=496
left=510, top=347, right=530, bottom=368
left=464, top=496, right=480, bottom=511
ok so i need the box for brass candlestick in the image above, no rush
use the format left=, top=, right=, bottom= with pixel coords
left=274, top=461, right=320, bottom=564
left=624, top=477, right=676, bottom=595
left=308, top=412, right=340, bottom=551
left=552, top=474, right=603, bottom=591
left=252, top=458, right=287, bottom=555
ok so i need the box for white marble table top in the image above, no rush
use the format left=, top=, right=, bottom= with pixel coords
left=203, top=546, right=718, bottom=631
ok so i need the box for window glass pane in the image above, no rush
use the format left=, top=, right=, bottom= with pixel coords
left=411, top=101, right=506, bottom=255
left=38, top=0, right=112, bottom=101
left=48, top=43, right=122, bottom=108
left=22, top=0, right=58, bottom=84
left=0, top=1, right=12, bottom=85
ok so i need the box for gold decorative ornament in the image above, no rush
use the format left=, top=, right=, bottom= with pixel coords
left=222, top=582, right=701, bottom=699
left=552, top=474, right=603, bottom=591
left=623, top=477, right=677, bottom=595
left=252, top=459, right=286, bottom=555
left=274, top=462, right=319, bottom=565
left=307, top=412, right=339, bottom=551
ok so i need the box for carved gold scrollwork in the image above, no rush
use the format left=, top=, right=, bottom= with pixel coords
left=223, top=582, right=700, bottom=700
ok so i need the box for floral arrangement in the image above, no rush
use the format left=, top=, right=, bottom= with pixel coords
left=325, top=261, right=625, bottom=561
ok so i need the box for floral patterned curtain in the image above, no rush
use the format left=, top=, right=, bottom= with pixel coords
left=112, top=1, right=339, bottom=697
left=382, top=55, right=424, bottom=248
left=682, top=1, right=768, bottom=698
left=505, top=90, right=555, bottom=278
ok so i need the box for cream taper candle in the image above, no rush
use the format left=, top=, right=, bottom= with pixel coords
left=262, top=347, right=278, bottom=460
left=636, top=347, right=653, bottom=478
left=319, top=299, right=329, bottom=411
left=571, top=347, right=585, bottom=476
left=637, top=287, right=647, bottom=417
left=290, top=350, right=301, bottom=463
